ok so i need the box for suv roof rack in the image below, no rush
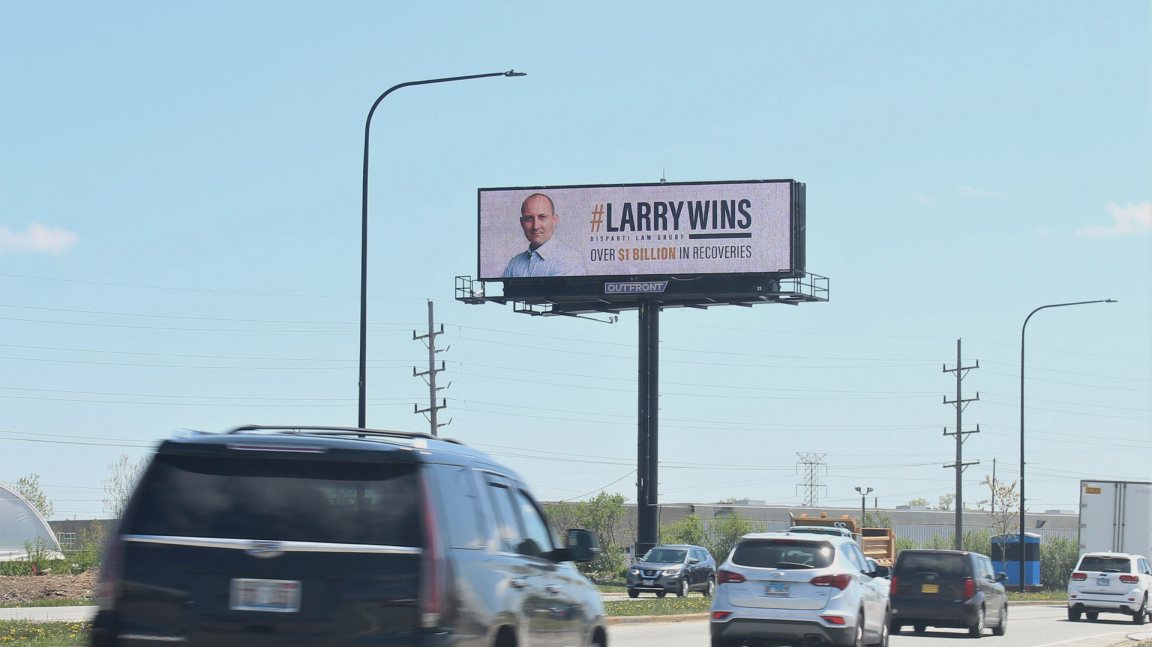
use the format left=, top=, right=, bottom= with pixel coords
left=224, top=425, right=464, bottom=445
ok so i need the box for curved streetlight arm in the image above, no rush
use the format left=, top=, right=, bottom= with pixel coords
left=1018, top=298, right=1114, bottom=589
left=359, top=70, right=525, bottom=428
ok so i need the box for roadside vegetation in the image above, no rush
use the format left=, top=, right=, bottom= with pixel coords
left=603, top=597, right=711, bottom=617
left=0, top=621, right=89, bottom=646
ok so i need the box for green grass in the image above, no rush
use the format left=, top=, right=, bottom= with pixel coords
left=597, top=584, right=626, bottom=593
left=0, top=599, right=94, bottom=609
left=1006, top=590, right=1067, bottom=601
left=604, top=597, right=711, bottom=617
left=0, top=621, right=90, bottom=646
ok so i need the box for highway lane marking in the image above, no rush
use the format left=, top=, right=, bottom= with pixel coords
left=1026, top=631, right=1131, bottom=647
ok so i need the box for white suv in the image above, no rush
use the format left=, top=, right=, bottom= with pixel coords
left=1067, top=552, right=1152, bottom=624
left=710, top=531, right=891, bottom=647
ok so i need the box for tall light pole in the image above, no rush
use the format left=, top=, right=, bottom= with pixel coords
left=855, top=486, right=873, bottom=525
left=1019, top=299, right=1114, bottom=590
left=358, top=70, right=526, bottom=428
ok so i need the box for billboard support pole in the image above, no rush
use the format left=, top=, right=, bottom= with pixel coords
left=636, top=299, right=660, bottom=557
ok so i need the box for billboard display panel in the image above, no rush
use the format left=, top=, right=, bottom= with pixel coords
left=478, top=180, right=799, bottom=281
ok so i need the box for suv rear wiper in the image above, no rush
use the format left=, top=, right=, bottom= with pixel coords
left=776, top=562, right=814, bottom=569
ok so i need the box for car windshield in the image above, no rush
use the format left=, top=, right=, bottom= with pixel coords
left=643, top=548, right=687, bottom=563
left=896, top=553, right=969, bottom=577
left=731, top=539, right=834, bottom=569
left=1079, top=556, right=1131, bottom=573
left=126, top=453, right=423, bottom=547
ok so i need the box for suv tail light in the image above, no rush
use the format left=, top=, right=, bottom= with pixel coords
left=890, top=576, right=898, bottom=595
left=1119, top=575, right=1139, bottom=584
left=1071, top=572, right=1087, bottom=581
left=419, top=469, right=445, bottom=629
left=811, top=574, right=852, bottom=590
left=97, top=533, right=126, bottom=611
left=963, top=578, right=975, bottom=598
left=717, top=570, right=745, bottom=585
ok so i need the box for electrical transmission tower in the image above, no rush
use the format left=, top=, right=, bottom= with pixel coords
left=796, top=453, right=828, bottom=507
left=414, top=300, right=450, bottom=436
left=943, top=338, right=979, bottom=550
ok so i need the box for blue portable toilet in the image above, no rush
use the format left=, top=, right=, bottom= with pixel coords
left=991, top=532, right=1041, bottom=588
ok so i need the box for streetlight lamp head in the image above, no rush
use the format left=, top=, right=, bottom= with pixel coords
left=504, top=70, right=527, bottom=77
left=1105, top=299, right=1117, bottom=303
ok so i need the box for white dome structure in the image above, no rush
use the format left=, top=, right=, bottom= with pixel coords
left=0, top=482, right=64, bottom=561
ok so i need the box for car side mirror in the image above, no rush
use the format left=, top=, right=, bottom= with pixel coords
left=553, top=529, right=600, bottom=563
left=872, top=565, right=891, bottom=579
left=996, top=572, right=1008, bottom=582
left=689, top=557, right=700, bottom=564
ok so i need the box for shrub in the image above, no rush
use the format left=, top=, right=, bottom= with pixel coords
left=1040, top=536, right=1079, bottom=591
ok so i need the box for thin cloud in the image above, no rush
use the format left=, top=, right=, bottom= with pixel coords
left=1075, top=202, right=1151, bottom=238
left=916, top=193, right=939, bottom=205
left=958, top=185, right=1007, bottom=199
left=1035, top=226, right=1054, bottom=238
left=0, top=222, right=80, bottom=254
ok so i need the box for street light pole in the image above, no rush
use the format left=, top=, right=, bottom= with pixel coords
left=855, top=486, right=873, bottom=526
left=358, top=70, right=526, bottom=428
left=1019, top=299, right=1114, bottom=590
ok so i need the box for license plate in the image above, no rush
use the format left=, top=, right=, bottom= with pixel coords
left=921, top=584, right=939, bottom=594
left=765, top=583, right=789, bottom=597
left=643, top=580, right=654, bottom=585
left=230, top=578, right=301, bottom=612
left=1097, top=578, right=1109, bottom=586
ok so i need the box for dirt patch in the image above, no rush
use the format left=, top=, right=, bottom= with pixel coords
left=0, top=570, right=98, bottom=605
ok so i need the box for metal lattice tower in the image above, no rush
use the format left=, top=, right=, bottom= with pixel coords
left=796, top=452, right=828, bottom=507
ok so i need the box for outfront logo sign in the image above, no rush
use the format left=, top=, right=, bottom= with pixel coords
left=604, top=281, right=668, bottom=294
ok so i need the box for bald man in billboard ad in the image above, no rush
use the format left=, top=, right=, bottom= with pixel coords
left=502, top=193, right=582, bottom=278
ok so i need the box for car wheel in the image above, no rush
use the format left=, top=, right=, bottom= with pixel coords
left=868, top=610, right=890, bottom=647
left=704, top=576, right=716, bottom=598
left=677, top=578, right=690, bottom=597
left=656, top=590, right=667, bottom=598
left=1085, top=612, right=1098, bottom=621
left=1068, top=608, right=1081, bottom=622
left=1135, top=596, right=1148, bottom=625
left=852, top=613, right=865, bottom=647
left=889, top=622, right=902, bottom=635
left=993, top=604, right=1007, bottom=636
left=913, top=624, right=926, bottom=634
left=969, top=606, right=984, bottom=638
left=627, top=588, right=638, bottom=599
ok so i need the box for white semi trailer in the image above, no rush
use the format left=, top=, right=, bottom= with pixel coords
left=1078, top=480, right=1152, bottom=557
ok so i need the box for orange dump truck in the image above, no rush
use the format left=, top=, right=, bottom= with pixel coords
left=789, top=512, right=896, bottom=568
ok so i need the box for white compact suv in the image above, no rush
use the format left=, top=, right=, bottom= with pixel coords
left=1068, top=552, right=1152, bottom=624
left=710, top=531, right=891, bottom=647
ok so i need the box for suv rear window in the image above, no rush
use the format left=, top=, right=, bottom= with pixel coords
left=731, top=539, right=835, bottom=569
left=125, top=454, right=423, bottom=547
left=1079, top=556, right=1131, bottom=573
left=896, top=553, right=969, bottom=577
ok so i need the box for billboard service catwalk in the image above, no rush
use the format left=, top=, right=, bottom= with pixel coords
left=478, top=180, right=800, bottom=281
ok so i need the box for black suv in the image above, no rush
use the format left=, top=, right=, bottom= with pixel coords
left=890, top=549, right=1008, bottom=638
left=92, top=426, right=607, bottom=647
left=626, top=544, right=717, bottom=598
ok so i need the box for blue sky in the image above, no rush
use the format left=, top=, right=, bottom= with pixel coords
left=2, top=1, right=1149, bottom=520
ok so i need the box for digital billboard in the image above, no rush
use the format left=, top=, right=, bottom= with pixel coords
left=478, top=180, right=803, bottom=281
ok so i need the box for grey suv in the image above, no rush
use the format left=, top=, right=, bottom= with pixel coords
left=627, top=544, right=718, bottom=598
left=91, top=426, right=607, bottom=647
